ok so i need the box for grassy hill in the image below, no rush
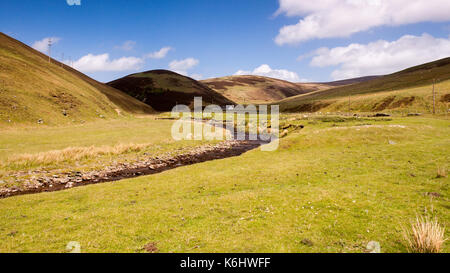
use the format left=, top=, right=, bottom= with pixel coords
left=108, top=70, right=235, bottom=111
left=201, top=75, right=378, bottom=104
left=277, top=58, right=450, bottom=112
left=0, top=33, right=154, bottom=126
left=201, top=75, right=322, bottom=104
left=319, top=76, right=380, bottom=87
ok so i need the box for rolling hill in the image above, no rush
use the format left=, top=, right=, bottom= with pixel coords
left=108, top=70, right=235, bottom=111
left=201, top=75, right=377, bottom=104
left=201, top=75, right=319, bottom=104
left=318, top=76, right=381, bottom=87
left=277, top=57, right=450, bottom=113
left=0, top=33, right=154, bottom=126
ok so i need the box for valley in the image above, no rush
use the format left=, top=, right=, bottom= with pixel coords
left=0, top=32, right=448, bottom=254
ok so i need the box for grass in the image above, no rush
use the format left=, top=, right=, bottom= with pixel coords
left=0, top=117, right=219, bottom=187
left=201, top=75, right=326, bottom=104
left=0, top=115, right=448, bottom=253
left=0, top=33, right=153, bottom=126
left=277, top=57, right=450, bottom=113
left=279, top=79, right=450, bottom=114
left=130, top=71, right=206, bottom=94
left=403, top=216, right=446, bottom=253
left=0, top=117, right=173, bottom=160
left=107, top=70, right=233, bottom=111
left=437, top=166, right=447, bottom=178
left=6, top=143, right=152, bottom=167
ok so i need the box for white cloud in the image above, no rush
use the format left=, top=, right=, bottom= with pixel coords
left=309, top=33, right=450, bottom=80
left=146, top=46, right=172, bottom=59
left=71, top=53, right=144, bottom=72
left=190, top=74, right=203, bottom=80
left=115, top=40, right=136, bottom=51
left=275, top=0, right=450, bottom=45
left=66, top=0, right=81, bottom=6
left=234, top=64, right=301, bottom=82
left=32, top=37, right=61, bottom=53
left=169, top=58, right=199, bottom=75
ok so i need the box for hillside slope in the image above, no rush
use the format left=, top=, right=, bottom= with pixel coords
left=201, top=75, right=378, bottom=104
left=278, top=57, right=450, bottom=112
left=201, top=75, right=317, bottom=104
left=0, top=33, right=154, bottom=126
left=108, top=70, right=235, bottom=111
left=319, top=76, right=381, bottom=87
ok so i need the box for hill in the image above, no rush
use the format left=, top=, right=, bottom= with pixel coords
left=201, top=75, right=377, bottom=104
left=108, top=70, right=234, bottom=111
left=201, top=75, right=324, bottom=104
left=277, top=57, right=450, bottom=112
left=0, top=33, right=154, bottom=126
left=319, top=76, right=381, bottom=87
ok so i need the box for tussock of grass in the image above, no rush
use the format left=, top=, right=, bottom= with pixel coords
left=403, top=216, right=446, bottom=253
left=5, top=143, right=151, bottom=167
left=436, top=167, right=447, bottom=178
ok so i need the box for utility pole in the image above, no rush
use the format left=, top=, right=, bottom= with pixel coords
left=432, top=79, right=436, bottom=115
left=48, top=38, right=52, bottom=63
left=348, top=95, right=351, bottom=114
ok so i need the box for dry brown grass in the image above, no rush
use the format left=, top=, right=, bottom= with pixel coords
left=436, top=166, right=447, bottom=178
left=403, top=216, right=446, bottom=253
left=5, top=143, right=151, bottom=167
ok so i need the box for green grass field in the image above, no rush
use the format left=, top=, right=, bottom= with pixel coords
left=0, top=115, right=448, bottom=253
left=0, top=116, right=219, bottom=188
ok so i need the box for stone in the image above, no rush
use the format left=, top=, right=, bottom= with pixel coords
left=366, top=241, right=381, bottom=253
left=301, top=239, right=314, bottom=247
left=373, top=113, right=390, bottom=117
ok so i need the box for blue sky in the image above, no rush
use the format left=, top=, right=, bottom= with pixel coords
left=1, top=0, right=450, bottom=83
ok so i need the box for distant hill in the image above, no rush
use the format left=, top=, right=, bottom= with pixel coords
left=0, top=33, right=154, bottom=126
left=201, top=75, right=321, bottom=104
left=277, top=57, right=450, bottom=112
left=319, top=76, right=381, bottom=87
left=108, top=70, right=234, bottom=111
left=201, top=75, right=377, bottom=104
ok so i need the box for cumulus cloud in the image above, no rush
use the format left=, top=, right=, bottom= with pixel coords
left=275, top=0, right=450, bottom=45
left=66, top=0, right=81, bottom=6
left=71, top=53, right=144, bottom=72
left=32, top=37, right=61, bottom=53
left=309, top=33, right=450, bottom=80
left=115, top=40, right=136, bottom=51
left=169, top=58, right=199, bottom=75
left=234, top=64, right=301, bottom=82
left=146, top=47, right=172, bottom=59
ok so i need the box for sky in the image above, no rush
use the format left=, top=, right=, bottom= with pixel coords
left=1, top=0, right=450, bottom=83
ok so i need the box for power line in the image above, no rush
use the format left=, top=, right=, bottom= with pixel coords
left=432, top=78, right=437, bottom=115
left=48, top=38, right=52, bottom=63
